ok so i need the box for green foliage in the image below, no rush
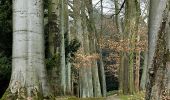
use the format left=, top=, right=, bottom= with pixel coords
left=46, top=54, right=60, bottom=70
left=0, top=0, right=12, bottom=57
left=0, top=0, right=12, bottom=97
left=65, top=39, right=81, bottom=60
left=0, top=53, right=11, bottom=98
left=0, top=53, right=11, bottom=79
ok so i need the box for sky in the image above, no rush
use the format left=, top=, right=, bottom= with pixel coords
left=92, top=0, right=148, bottom=18
left=92, top=0, right=114, bottom=14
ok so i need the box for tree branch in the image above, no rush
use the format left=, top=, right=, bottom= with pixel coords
left=111, top=0, right=126, bottom=18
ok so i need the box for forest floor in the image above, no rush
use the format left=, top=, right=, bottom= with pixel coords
left=106, top=95, right=120, bottom=100
left=55, top=91, right=145, bottom=100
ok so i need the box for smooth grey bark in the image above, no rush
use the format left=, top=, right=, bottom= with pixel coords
left=140, top=0, right=150, bottom=91
left=147, top=0, right=167, bottom=79
left=85, top=0, right=102, bottom=97
left=59, top=0, right=66, bottom=95
left=64, top=0, right=72, bottom=95
left=73, top=0, right=87, bottom=97
left=140, top=51, right=148, bottom=90
left=73, top=0, right=93, bottom=98
left=10, top=0, right=50, bottom=98
left=145, top=0, right=167, bottom=99
left=97, top=0, right=107, bottom=97
left=114, top=0, right=124, bottom=94
left=82, top=10, right=94, bottom=97
left=114, top=0, right=123, bottom=37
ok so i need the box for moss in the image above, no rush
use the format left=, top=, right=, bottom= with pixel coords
left=1, top=88, right=17, bottom=100
left=0, top=87, right=46, bottom=100
left=46, top=53, right=60, bottom=71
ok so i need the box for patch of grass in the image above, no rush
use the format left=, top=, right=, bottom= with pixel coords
left=119, top=92, right=145, bottom=100
left=107, top=90, right=119, bottom=96
left=56, top=97, right=106, bottom=100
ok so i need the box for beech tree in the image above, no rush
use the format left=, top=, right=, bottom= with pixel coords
left=2, top=0, right=50, bottom=99
left=146, top=0, right=169, bottom=100
left=85, top=0, right=102, bottom=97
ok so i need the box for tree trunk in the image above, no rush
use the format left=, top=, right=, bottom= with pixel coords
left=123, top=0, right=140, bottom=94
left=48, top=0, right=60, bottom=95
left=64, top=0, right=72, bottom=95
left=97, top=0, right=107, bottom=97
left=140, top=51, right=148, bottom=90
left=114, top=0, right=124, bottom=94
left=73, top=0, right=94, bottom=97
left=5, top=0, right=50, bottom=99
left=134, top=2, right=141, bottom=92
left=59, top=0, right=66, bottom=95
left=145, top=0, right=168, bottom=99
left=85, top=0, right=102, bottom=97
left=166, top=0, right=170, bottom=95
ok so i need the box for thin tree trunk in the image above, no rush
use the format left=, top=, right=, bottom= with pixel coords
left=85, top=0, right=102, bottom=97
left=114, top=0, right=124, bottom=94
left=64, top=0, right=72, bottom=95
left=59, top=0, right=66, bottom=95
left=97, top=0, right=107, bottom=97
left=140, top=51, right=148, bottom=90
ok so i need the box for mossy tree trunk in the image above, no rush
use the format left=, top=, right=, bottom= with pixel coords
left=124, top=0, right=140, bottom=94
left=166, top=0, right=170, bottom=95
left=48, top=0, right=60, bottom=96
left=123, top=0, right=140, bottom=94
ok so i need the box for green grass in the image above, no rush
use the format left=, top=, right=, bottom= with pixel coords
left=56, top=97, right=106, bottom=100
left=119, top=92, right=145, bottom=100
left=107, top=90, right=119, bottom=96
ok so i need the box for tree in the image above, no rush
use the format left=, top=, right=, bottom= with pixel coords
left=145, top=0, right=168, bottom=99
left=85, top=0, right=102, bottom=97
left=48, top=0, right=60, bottom=95
left=59, top=0, right=67, bottom=95
left=114, top=0, right=124, bottom=94
left=64, top=0, right=72, bottom=95
left=2, top=0, right=50, bottom=99
left=121, top=0, right=140, bottom=94
left=73, top=0, right=94, bottom=97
